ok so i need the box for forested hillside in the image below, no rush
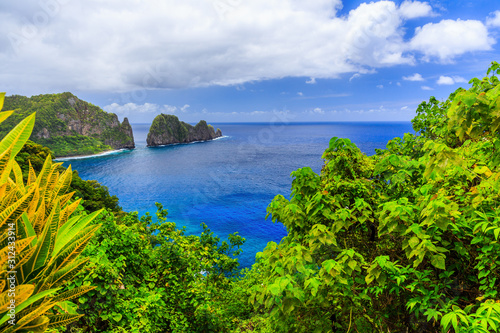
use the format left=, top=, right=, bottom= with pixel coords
left=0, top=93, right=134, bottom=157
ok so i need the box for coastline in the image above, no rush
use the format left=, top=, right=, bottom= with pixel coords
left=146, top=135, right=228, bottom=148
left=54, top=148, right=132, bottom=161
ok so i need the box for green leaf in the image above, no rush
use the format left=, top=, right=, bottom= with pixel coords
left=0, top=112, right=36, bottom=162
left=112, top=313, right=122, bottom=322
left=0, top=92, right=5, bottom=111
left=0, top=288, right=60, bottom=326
left=431, top=254, right=446, bottom=270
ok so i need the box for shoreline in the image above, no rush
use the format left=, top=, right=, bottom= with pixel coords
left=54, top=148, right=133, bottom=161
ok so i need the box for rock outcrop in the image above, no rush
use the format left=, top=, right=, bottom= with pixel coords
left=0, top=92, right=135, bottom=156
left=146, top=114, right=222, bottom=147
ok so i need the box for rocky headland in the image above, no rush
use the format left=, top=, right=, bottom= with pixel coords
left=0, top=92, right=135, bottom=157
left=146, top=114, right=222, bottom=147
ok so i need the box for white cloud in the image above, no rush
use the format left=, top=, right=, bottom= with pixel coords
left=104, top=102, right=161, bottom=114
left=403, top=73, right=424, bottom=81
left=297, top=92, right=303, bottom=96
left=401, top=106, right=408, bottom=110
left=349, top=73, right=361, bottom=82
left=486, top=11, right=500, bottom=27
left=0, top=1, right=495, bottom=94
left=312, top=108, right=324, bottom=114
left=399, top=1, right=434, bottom=19
left=437, top=75, right=467, bottom=85
left=421, top=86, right=434, bottom=90
left=306, top=78, right=316, bottom=84
left=377, top=85, right=384, bottom=89
left=103, top=102, right=184, bottom=117
left=410, top=19, right=494, bottom=62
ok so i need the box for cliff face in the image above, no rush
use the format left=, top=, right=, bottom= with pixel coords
left=0, top=93, right=135, bottom=156
left=146, top=114, right=222, bottom=147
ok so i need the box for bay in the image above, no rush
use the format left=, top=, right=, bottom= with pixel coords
left=62, top=121, right=414, bottom=268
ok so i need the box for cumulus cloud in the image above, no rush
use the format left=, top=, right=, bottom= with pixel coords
left=421, top=86, right=433, bottom=90
left=410, top=19, right=494, bottom=62
left=306, top=78, right=317, bottom=84
left=103, top=102, right=183, bottom=116
left=487, top=11, right=500, bottom=27
left=0, top=0, right=495, bottom=93
left=398, top=1, right=434, bottom=19
left=437, top=75, right=467, bottom=85
left=403, top=73, right=424, bottom=81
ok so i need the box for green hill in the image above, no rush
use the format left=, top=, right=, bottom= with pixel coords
left=0, top=92, right=135, bottom=157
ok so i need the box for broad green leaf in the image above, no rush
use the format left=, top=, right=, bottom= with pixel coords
left=431, top=254, right=446, bottom=270
left=0, top=111, right=13, bottom=125
left=46, top=314, right=83, bottom=329
left=0, top=112, right=36, bottom=162
left=0, top=288, right=59, bottom=326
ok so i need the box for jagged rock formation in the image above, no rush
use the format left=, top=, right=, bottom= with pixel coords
left=146, top=114, right=222, bottom=147
left=0, top=92, right=135, bottom=156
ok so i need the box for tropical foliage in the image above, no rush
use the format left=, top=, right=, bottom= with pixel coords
left=0, top=93, right=101, bottom=332
left=64, top=204, right=247, bottom=333
left=244, top=63, right=500, bottom=332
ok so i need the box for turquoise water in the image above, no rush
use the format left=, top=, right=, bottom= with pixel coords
left=62, top=122, right=413, bottom=268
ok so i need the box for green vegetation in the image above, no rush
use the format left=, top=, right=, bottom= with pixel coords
left=37, top=136, right=112, bottom=158
left=243, top=63, right=500, bottom=332
left=149, top=114, right=190, bottom=142
left=14, top=141, right=121, bottom=214
left=0, top=94, right=101, bottom=332
left=0, top=93, right=134, bottom=157
left=2, top=62, right=500, bottom=332
left=65, top=204, right=247, bottom=332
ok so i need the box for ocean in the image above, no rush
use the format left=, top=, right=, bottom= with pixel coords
left=61, top=121, right=414, bottom=268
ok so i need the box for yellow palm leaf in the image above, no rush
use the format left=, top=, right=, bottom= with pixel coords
left=0, top=93, right=5, bottom=112
left=0, top=112, right=36, bottom=163
left=0, top=188, right=35, bottom=231
left=52, top=286, right=96, bottom=304
left=46, top=259, right=88, bottom=289
left=11, top=161, right=24, bottom=193
left=15, top=315, right=49, bottom=332
left=0, top=236, right=35, bottom=267
left=0, top=284, right=34, bottom=313
left=0, top=301, right=54, bottom=333
left=0, top=112, right=13, bottom=125
left=46, top=314, right=83, bottom=329
left=54, top=225, right=99, bottom=270
left=0, top=150, right=12, bottom=186
left=27, top=161, right=36, bottom=186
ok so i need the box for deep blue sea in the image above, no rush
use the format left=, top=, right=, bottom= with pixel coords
left=61, top=122, right=413, bottom=268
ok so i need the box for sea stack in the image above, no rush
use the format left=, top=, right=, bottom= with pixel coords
left=146, top=114, right=222, bottom=147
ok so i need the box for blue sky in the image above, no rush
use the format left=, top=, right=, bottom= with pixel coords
left=1, top=0, right=499, bottom=123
